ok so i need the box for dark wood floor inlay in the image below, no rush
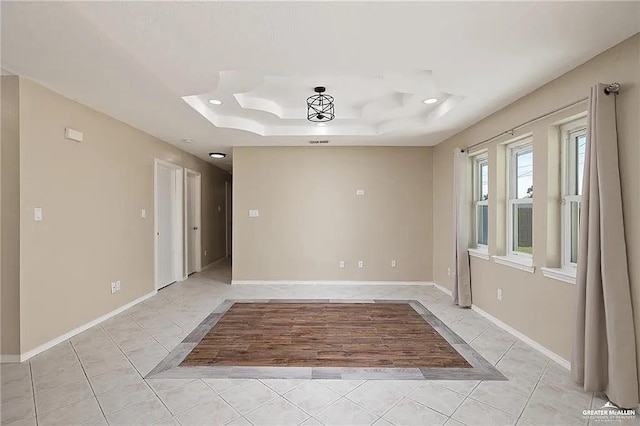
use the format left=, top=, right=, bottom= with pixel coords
left=179, top=303, right=471, bottom=368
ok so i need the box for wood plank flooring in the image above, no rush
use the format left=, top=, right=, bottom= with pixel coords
left=180, top=303, right=471, bottom=368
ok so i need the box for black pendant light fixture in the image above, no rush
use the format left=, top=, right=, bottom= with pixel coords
left=307, top=86, right=335, bottom=123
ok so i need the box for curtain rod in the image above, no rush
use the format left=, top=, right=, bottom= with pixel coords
left=465, top=82, right=620, bottom=151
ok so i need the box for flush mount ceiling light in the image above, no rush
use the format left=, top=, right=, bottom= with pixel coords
left=208, top=99, right=223, bottom=105
left=209, top=152, right=226, bottom=159
left=307, top=86, right=335, bottom=123
left=422, top=98, right=438, bottom=104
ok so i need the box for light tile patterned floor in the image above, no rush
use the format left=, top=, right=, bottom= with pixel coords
left=0, top=260, right=634, bottom=426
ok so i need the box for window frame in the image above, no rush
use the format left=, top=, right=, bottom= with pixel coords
left=506, top=138, right=534, bottom=259
left=472, top=153, right=489, bottom=251
left=560, top=117, right=587, bottom=269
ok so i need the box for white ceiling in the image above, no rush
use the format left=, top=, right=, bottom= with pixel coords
left=2, top=2, right=639, bottom=172
left=183, top=71, right=462, bottom=137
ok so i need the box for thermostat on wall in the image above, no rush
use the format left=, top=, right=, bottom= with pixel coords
left=64, top=127, right=83, bottom=142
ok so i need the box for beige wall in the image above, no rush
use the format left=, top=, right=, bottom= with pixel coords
left=433, top=34, right=640, bottom=362
left=1, top=76, right=21, bottom=356
left=17, top=78, right=230, bottom=353
left=233, top=146, right=433, bottom=282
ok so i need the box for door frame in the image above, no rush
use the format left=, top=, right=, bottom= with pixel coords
left=154, top=159, right=185, bottom=290
left=225, top=180, right=232, bottom=258
left=184, top=168, right=202, bottom=274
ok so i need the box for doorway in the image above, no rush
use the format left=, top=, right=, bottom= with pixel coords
left=185, top=169, right=202, bottom=275
left=225, top=181, right=232, bottom=258
left=154, top=159, right=184, bottom=290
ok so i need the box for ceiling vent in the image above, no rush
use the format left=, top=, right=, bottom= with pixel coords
left=308, top=140, right=329, bottom=145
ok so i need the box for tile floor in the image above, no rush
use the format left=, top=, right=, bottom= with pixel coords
left=0, top=260, right=634, bottom=426
left=149, top=299, right=504, bottom=382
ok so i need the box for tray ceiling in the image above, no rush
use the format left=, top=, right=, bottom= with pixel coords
left=1, top=2, right=638, bottom=171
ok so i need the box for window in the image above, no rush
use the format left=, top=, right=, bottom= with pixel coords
left=473, top=155, right=489, bottom=249
left=507, top=139, right=533, bottom=257
left=561, top=118, right=587, bottom=268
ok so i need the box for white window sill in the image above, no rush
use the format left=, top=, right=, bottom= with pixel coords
left=541, top=267, right=576, bottom=285
left=492, top=255, right=535, bottom=274
left=468, top=248, right=490, bottom=261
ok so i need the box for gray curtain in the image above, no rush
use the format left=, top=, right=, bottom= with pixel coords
left=452, top=148, right=471, bottom=307
left=572, top=83, right=638, bottom=408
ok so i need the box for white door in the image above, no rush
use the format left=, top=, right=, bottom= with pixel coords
left=186, top=173, right=199, bottom=275
left=155, top=163, right=179, bottom=289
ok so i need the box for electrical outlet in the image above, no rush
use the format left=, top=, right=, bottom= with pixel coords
left=116, top=281, right=121, bottom=291
left=339, top=261, right=345, bottom=268
left=204, top=249, right=208, bottom=256
left=391, top=260, right=397, bottom=268
left=358, top=260, right=364, bottom=269
left=497, top=288, right=503, bottom=301
left=110, top=282, right=117, bottom=294
left=447, top=268, right=451, bottom=276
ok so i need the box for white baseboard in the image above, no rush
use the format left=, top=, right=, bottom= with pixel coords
left=430, top=282, right=571, bottom=370
left=433, top=282, right=453, bottom=296
left=470, top=305, right=571, bottom=370
left=11, top=290, right=157, bottom=363
left=231, top=280, right=433, bottom=286
left=0, top=354, right=21, bottom=363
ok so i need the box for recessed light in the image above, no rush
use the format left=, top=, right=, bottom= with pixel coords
left=209, top=152, right=226, bottom=159
left=422, top=98, right=438, bottom=104
left=316, top=123, right=326, bottom=127
left=208, top=99, right=223, bottom=105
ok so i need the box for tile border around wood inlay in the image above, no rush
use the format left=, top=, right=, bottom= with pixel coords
left=146, top=299, right=507, bottom=381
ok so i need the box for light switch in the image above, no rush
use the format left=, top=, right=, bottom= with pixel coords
left=64, top=127, right=83, bottom=142
left=248, top=209, right=260, bottom=218
left=34, top=208, right=43, bottom=221
left=141, top=209, right=146, bottom=218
